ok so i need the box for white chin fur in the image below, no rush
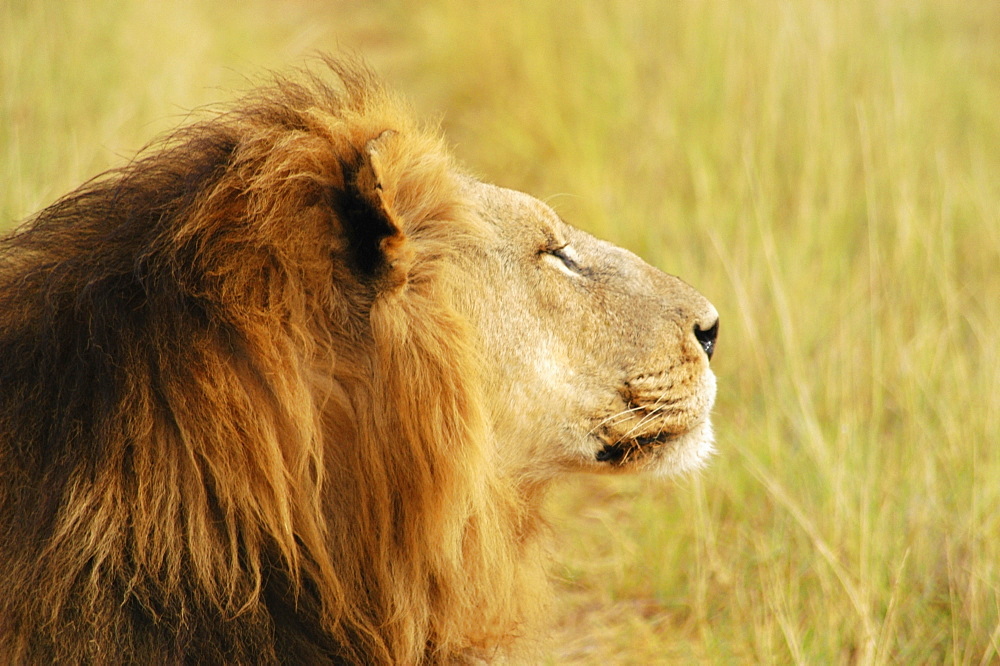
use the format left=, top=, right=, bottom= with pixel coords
left=650, top=419, right=716, bottom=478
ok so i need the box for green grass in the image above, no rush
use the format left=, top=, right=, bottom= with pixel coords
left=4, top=1, right=999, bottom=662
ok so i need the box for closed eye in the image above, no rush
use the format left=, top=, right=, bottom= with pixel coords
left=542, top=245, right=584, bottom=277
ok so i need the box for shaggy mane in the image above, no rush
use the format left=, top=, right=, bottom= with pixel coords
left=0, top=57, right=545, bottom=664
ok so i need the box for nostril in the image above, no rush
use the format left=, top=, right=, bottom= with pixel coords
left=694, top=319, right=719, bottom=360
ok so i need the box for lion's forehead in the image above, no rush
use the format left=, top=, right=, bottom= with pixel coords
left=467, top=181, right=652, bottom=278
left=467, top=181, right=559, bottom=233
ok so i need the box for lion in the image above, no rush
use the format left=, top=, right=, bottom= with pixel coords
left=0, top=57, right=718, bottom=664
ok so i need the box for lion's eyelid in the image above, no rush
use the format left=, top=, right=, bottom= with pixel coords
left=542, top=246, right=584, bottom=277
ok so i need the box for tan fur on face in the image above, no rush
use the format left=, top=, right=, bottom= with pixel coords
left=458, top=184, right=719, bottom=480
left=0, top=57, right=716, bottom=663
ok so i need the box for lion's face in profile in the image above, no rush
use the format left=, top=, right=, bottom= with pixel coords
left=455, top=181, right=718, bottom=477
left=0, top=58, right=717, bottom=663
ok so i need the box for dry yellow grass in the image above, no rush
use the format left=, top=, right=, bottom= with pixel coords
left=4, top=1, right=998, bottom=662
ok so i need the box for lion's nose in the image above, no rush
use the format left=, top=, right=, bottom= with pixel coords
left=694, top=317, right=719, bottom=361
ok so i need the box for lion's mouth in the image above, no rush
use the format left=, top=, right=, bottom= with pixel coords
left=594, top=431, right=678, bottom=465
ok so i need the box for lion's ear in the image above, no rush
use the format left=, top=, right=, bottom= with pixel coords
left=336, top=130, right=411, bottom=289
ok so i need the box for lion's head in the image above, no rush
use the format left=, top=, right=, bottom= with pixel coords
left=0, top=58, right=717, bottom=663
left=457, top=181, right=718, bottom=479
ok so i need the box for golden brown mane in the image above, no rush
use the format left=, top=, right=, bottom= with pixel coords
left=0, top=58, right=545, bottom=664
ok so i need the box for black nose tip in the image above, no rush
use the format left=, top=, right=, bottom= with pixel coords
left=694, top=319, right=719, bottom=360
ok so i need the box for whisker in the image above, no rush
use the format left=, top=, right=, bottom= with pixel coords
left=591, top=387, right=685, bottom=445
left=587, top=405, right=646, bottom=435
left=617, top=407, right=669, bottom=442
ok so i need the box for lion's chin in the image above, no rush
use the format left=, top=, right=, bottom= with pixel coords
left=593, top=419, right=715, bottom=477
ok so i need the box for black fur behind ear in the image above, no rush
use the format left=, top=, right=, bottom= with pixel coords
left=333, top=131, right=409, bottom=287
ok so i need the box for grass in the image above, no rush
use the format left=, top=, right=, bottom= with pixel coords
left=4, top=1, right=999, bottom=662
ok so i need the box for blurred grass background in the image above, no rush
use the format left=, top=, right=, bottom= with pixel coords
left=3, top=1, right=999, bottom=663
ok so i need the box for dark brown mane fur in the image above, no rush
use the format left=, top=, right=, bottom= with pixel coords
left=0, top=57, right=545, bottom=664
